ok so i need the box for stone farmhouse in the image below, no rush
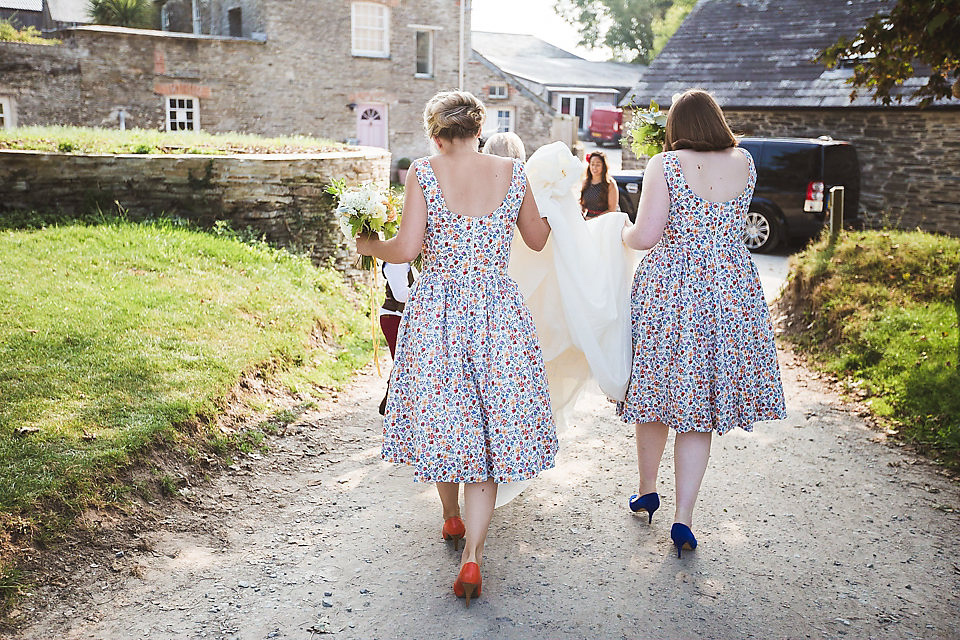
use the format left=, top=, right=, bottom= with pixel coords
left=621, top=0, right=960, bottom=235
left=474, top=31, right=642, bottom=137
left=1, top=1, right=643, bottom=166
left=0, top=0, right=474, bottom=164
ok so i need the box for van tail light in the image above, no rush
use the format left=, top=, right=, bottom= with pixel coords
left=804, top=180, right=824, bottom=212
left=613, top=121, right=620, bottom=132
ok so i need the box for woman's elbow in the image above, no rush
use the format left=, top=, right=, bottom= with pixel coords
left=635, top=234, right=661, bottom=250
left=524, top=234, right=548, bottom=252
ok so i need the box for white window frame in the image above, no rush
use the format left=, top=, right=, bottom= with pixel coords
left=165, top=95, right=200, bottom=131
left=488, top=83, right=508, bottom=100
left=414, top=29, right=434, bottom=78
left=494, top=107, right=514, bottom=133
left=0, top=97, right=13, bottom=130
left=351, top=2, right=390, bottom=58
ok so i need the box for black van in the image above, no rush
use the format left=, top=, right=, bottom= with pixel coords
left=615, top=136, right=861, bottom=252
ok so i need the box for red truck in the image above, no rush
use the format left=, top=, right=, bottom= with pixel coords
left=588, top=105, right=623, bottom=147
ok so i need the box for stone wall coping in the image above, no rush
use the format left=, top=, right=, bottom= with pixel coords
left=62, top=25, right=267, bottom=44
left=0, top=148, right=391, bottom=161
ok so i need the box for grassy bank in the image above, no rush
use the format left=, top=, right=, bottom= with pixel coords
left=779, top=230, right=960, bottom=466
left=0, top=125, right=344, bottom=155
left=0, top=219, right=371, bottom=538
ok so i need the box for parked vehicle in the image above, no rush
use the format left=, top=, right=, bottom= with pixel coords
left=588, top=105, right=623, bottom=147
left=614, top=136, right=861, bottom=252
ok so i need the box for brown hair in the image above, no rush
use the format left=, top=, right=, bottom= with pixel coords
left=423, top=91, right=485, bottom=141
left=664, top=89, right=737, bottom=152
left=580, top=151, right=612, bottom=208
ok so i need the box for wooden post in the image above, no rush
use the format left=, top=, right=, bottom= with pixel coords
left=829, top=185, right=844, bottom=238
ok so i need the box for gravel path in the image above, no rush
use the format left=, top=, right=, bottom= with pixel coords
left=12, top=346, right=960, bottom=639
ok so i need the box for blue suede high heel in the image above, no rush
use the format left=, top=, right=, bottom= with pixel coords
left=670, top=523, right=697, bottom=558
left=628, top=492, right=660, bottom=524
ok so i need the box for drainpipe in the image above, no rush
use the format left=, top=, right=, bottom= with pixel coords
left=192, top=0, right=201, bottom=35
left=458, top=0, right=469, bottom=89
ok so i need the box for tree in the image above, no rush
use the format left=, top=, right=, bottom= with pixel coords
left=819, top=0, right=960, bottom=107
left=88, top=0, right=154, bottom=29
left=554, top=0, right=693, bottom=64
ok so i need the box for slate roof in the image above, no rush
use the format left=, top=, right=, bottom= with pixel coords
left=473, top=31, right=582, bottom=60
left=622, top=0, right=960, bottom=109
left=473, top=31, right=644, bottom=92
left=0, top=0, right=42, bottom=11
left=46, top=0, right=90, bottom=24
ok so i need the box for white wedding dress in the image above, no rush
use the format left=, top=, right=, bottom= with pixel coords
left=496, top=141, right=636, bottom=507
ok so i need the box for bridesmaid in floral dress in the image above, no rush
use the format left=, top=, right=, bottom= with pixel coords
left=356, top=91, right=556, bottom=606
left=619, top=89, right=787, bottom=557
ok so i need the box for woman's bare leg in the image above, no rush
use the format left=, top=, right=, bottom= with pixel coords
left=635, top=421, right=669, bottom=495
left=436, top=482, right=461, bottom=521
left=673, top=430, right=712, bottom=526
left=460, top=480, right=497, bottom=566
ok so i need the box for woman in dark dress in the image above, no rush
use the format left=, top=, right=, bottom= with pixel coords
left=579, top=150, right=619, bottom=218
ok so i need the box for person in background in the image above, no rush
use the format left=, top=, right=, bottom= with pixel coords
left=378, top=260, right=416, bottom=415
left=482, top=131, right=526, bottom=161
left=579, top=150, right=619, bottom=219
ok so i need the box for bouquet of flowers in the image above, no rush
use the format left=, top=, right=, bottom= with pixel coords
left=325, top=178, right=404, bottom=374
left=626, top=100, right=668, bottom=160
left=325, top=178, right=402, bottom=271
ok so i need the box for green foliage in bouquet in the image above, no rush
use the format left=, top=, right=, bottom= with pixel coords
left=325, top=179, right=402, bottom=271
left=626, top=100, right=668, bottom=159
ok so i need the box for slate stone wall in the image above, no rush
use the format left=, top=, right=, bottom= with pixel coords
left=0, top=148, right=390, bottom=271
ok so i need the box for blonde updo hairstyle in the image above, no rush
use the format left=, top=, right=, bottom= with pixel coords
left=423, top=91, right=486, bottom=141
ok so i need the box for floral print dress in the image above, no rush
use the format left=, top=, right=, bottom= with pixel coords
left=618, top=149, right=787, bottom=433
left=381, top=157, right=557, bottom=483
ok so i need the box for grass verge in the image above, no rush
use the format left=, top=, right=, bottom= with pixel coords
left=0, top=125, right=345, bottom=155
left=0, top=218, right=372, bottom=557
left=778, top=230, right=960, bottom=467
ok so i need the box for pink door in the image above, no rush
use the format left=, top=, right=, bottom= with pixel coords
left=357, top=103, right=388, bottom=148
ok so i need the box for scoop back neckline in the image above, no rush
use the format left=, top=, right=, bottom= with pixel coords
left=667, top=149, right=753, bottom=205
left=424, top=157, right=517, bottom=219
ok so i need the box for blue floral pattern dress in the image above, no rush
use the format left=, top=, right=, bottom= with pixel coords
left=382, top=157, right=558, bottom=483
left=618, top=149, right=787, bottom=433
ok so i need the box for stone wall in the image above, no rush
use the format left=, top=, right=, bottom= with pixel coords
left=0, top=148, right=390, bottom=272
left=728, top=108, right=960, bottom=236
left=618, top=107, right=960, bottom=236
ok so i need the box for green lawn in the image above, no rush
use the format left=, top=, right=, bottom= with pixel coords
left=0, top=220, right=371, bottom=522
left=0, top=125, right=344, bottom=155
left=781, top=230, right=960, bottom=465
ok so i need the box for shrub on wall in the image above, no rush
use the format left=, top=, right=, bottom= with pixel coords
left=88, top=0, right=155, bottom=28
left=0, top=18, right=52, bottom=44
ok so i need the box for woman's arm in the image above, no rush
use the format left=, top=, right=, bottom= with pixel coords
left=621, top=154, right=669, bottom=251
left=516, top=181, right=551, bottom=251
left=605, top=180, right=620, bottom=213
left=356, top=166, right=426, bottom=264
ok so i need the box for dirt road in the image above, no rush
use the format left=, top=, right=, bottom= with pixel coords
left=11, top=344, right=960, bottom=639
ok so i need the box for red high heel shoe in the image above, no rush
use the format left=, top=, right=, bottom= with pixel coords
left=441, top=516, right=465, bottom=550
left=453, top=562, right=482, bottom=607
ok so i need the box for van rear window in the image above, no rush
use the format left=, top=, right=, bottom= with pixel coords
left=824, top=145, right=860, bottom=181
left=762, top=143, right=817, bottom=177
